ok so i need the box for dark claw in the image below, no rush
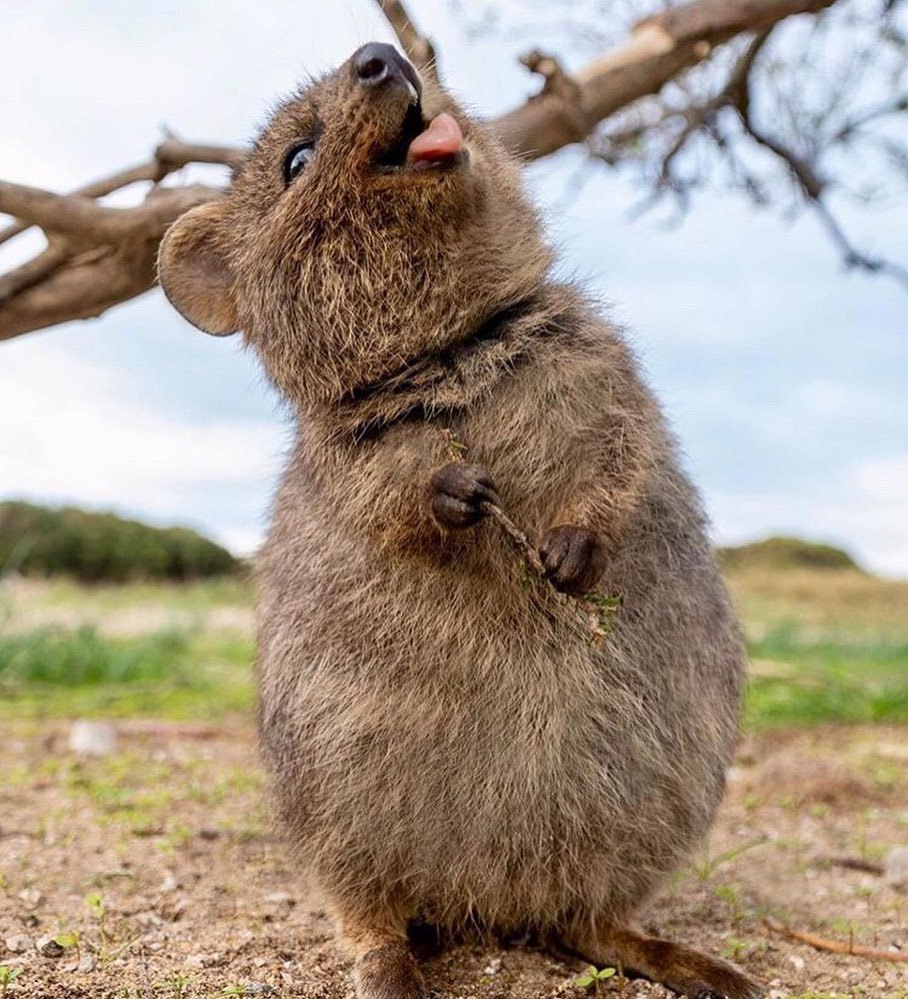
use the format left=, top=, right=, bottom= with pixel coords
left=430, top=463, right=498, bottom=530
left=539, top=524, right=606, bottom=594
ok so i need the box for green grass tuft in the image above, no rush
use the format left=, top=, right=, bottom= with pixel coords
left=745, top=622, right=908, bottom=728
left=0, top=626, right=188, bottom=686
left=0, top=625, right=253, bottom=720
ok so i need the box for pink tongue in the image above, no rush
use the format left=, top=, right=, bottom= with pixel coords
left=407, top=113, right=463, bottom=163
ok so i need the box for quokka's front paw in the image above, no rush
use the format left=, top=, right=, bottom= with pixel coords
left=430, top=463, right=498, bottom=529
left=539, top=524, right=607, bottom=594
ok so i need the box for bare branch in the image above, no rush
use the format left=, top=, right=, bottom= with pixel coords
left=0, top=244, right=69, bottom=303
left=1, top=0, right=903, bottom=342
left=519, top=50, right=581, bottom=104
left=765, top=918, right=908, bottom=963
left=732, top=58, right=908, bottom=288
left=494, top=0, right=836, bottom=160
left=812, top=199, right=908, bottom=286
left=587, top=31, right=772, bottom=193
left=0, top=181, right=134, bottom=241
left=0, top=162, right=163, bottom=248
left=0, top=180, right=221, bottom=245
left=153, top=137, right=245, bottom=171
left=0, top=182, right=223, bottom=341
left=0, top=246, right=155, bottom=341
left=0, top=136, right=243, bottom=248
left=582, top=13, right=907, bottom=289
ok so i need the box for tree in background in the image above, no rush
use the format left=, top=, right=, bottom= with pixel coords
left=0, top=0, right=905, bottom=342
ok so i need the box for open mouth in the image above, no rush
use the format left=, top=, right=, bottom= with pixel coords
left=376, top=103, right=468, bottom=173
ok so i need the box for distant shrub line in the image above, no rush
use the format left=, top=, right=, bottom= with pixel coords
left=0, top=501, right=237, bottom=582
left=0, top=501, right=861, bottom=584
left=718, top=535, right=861, bottom=573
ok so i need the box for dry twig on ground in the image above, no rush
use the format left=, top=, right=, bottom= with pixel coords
left=764, top=917, right=908, bottom=963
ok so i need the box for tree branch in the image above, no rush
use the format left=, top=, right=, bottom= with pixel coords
left=0, top=183, right=222, bottom=341
left=0, top=137, right=240, bottom=248
left=765, top=918, right=908, bottom=963
left=493, top=0, right=836, bottom=160
left=0, top=244, right=70, bottom=303
left=2, top=0, right=902, bottom=342
left=733, top=62, right=908, bottom=288
left=0, top=181, right=135, bottom=241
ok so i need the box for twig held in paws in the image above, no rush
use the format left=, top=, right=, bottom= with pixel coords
left=441, top=429, right=619, bottom=642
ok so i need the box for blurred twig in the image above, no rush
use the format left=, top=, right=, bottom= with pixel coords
left=765, top=917, right=908, bottom=962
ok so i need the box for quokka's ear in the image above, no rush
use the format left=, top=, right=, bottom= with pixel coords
left=157, top=200, right=239, bottom=336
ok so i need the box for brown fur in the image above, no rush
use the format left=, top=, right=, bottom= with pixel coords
left=158, top=45, right=763, bottom=999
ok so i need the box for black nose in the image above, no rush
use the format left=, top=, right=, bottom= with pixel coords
left=352, top=42, right=421, bottom=103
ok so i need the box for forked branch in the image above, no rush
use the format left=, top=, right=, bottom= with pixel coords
left=1, top=0, right=903, bottom=342
left=0, top=140, right=234, bottom=340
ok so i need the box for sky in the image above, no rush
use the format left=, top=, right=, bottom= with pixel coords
left=1, top=1, right=906, bottom=575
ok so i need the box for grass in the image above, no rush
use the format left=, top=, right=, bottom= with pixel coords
left=0, top=626, right=188, bottom=686
left=0, top=622, right=253, bottom=720
left=745, top=623, right=908, bottom=727
left=726, top=566, right=908, bottom=729
left=1, top=574, right=251, bottom=618
left=0, top=566, right=905, bottom=727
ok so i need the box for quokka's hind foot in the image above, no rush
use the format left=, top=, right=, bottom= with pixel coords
left=353, top=937, right=425, bottom=999
left=562, top=922, right=765, bottom=999
left=339, top=912, right=425, bottom=999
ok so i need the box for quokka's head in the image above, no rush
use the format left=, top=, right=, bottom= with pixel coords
left=159, top=43, right=552, bottom=407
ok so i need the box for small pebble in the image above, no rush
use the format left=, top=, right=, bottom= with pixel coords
left=884, top=845, right=908, bottom=890
left=4, top=935, right=32, bottom=954
left=37, top=935, right=65, bottom=958
left=788, top=954, right=805, bottom=971
left=68, top=719, right=118, bottom=757
left=17, top=888, right=43, bottom=908
left=160, top=871, right=180, bottom=892
left=482, top=956, right=503, bottom=976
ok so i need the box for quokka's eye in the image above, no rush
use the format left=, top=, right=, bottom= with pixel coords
left=284, top=143, right=315, bottom=184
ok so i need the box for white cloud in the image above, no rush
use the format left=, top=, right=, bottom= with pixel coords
left=710, top=451, right=908, bottom=578
left=855, top=453, right=908, bottom=502
left=0, top=338, right=286, bottom=534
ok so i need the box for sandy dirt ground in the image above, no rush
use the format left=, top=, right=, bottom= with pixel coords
left=1, top=722, right=905, bottom=999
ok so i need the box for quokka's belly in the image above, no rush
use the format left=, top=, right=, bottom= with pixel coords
left=258, top=522, right=739, bottom=925
left=261, top=601, right=721, bottom=925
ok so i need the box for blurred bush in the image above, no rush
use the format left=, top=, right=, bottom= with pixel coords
left=719, top=535, right=861, bottom=573
left=0, top=501, right=237, bottom=582
left=0, top=625, right=188, bottom=686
